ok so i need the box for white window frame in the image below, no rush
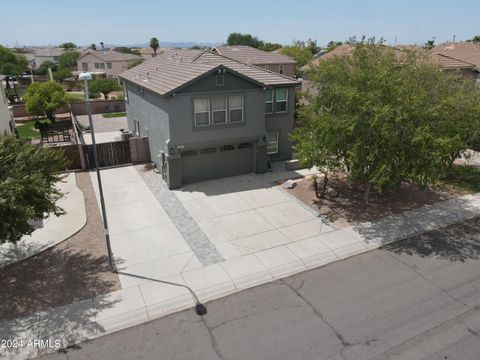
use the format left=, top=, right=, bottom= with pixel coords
left=211, top=96, right=228, bottom=125
left=265, top=89, right=273, bottom=114
left=279, top=65, right=285, bottom=75
left=194, top=98, right=210, bottom=127
left=228, top=95, right=244, bottom=123
left=267, top=131, right=279, bottom=154
left=275, top=88, right=288, bottom=113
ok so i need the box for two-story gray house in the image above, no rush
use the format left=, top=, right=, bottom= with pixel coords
left=119, top=50, right=299, bottom=188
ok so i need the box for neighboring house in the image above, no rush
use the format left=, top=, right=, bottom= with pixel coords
left=119, top=49, right=299, bottom=188
left=432, top=42, right=480, bottom=82
left=34, top=47, right=65, bottom=66
left=212, top=45, right=296, bottom=78
left=75, top=49, right=143, bottom=78
left=0, top=76, right=15, bottom=134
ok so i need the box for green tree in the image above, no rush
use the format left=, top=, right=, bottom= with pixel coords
left=114, top=47, right=141, bottom=56
left=226, top=33, right=264, bottom=48
left=58, top=51, right=80, bottom=69
left=293, top=43, right=480, bottom=202
left=150, top=37, right=160, bottom=57
left=280, top=45, right=313, bottom=76
left=35, top=60, right=57, bottom=75
left=467, top=35, right=480, bottom=43
left=89, top=78, right=121, bottom=100
left=0, top=45, right=28, bottom=75
left=53, top=67, right=72, bottom=82
left=260, top=42, right=283, bottom=52
left=90, top=43, right=97, bottom=50
left=24, top=81, right=67, bottom=123
left=0, top=135, right=67, bottom=244
left=60, top=42, right=77, bottom=50
left=424, top=38, right=435, bottom=50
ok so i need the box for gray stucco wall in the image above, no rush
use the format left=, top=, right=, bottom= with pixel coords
left=124, top=81, right=171, bottom=167
left=265, top=87, right=296, bottom=161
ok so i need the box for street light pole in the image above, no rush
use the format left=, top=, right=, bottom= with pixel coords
left=79, top=72, right=116, bottom=272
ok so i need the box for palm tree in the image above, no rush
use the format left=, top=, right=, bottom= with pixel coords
left=100, top=41, right=105, bottom=50
left=150, top=37, right=160, bottom=57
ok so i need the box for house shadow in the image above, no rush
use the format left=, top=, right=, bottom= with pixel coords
left=0, top=247, right=122, bottom=357
left=349, top=196, right=480, bottom=261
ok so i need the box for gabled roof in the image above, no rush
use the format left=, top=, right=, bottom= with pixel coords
left=432, top=53, right=477, bottom=70
left=79, top=49, right=142, bottom=62
left=213, top=45, right=296, bottom=65
left=119, top=49, right=299, bottom=96
left=432, top=42, right=480, bottom=67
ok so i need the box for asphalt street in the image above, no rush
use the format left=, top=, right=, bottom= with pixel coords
left=39, top=217, right=480, bottom=360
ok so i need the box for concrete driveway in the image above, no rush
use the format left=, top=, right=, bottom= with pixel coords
left=88, top=164, right=391, bottom=331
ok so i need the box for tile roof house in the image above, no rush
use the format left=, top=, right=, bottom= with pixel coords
left=212, top=45, right=296, bottom=78
left=76, top=49, right=143, bottom=78
left=34, top=47, right=65, bottom=66
left=432, top=42, right=480, bottom=81
left=119, top=49, right=300, bottom=188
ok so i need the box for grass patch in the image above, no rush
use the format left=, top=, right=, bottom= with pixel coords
left=437, top=165, right=480, bottom=195
left=16, top=119, right=51, bottom=140
left=102, top=112, right=126, bottom=118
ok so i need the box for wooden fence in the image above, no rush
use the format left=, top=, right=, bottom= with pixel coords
left=83, top=140, right=132, bottom=169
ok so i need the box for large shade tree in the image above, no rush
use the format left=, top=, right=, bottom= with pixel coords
left=89, top=78, right=121, bottom=100
left=0, top=135, right=67, bottom=244
left=24, top=81, right=67, bottom=123
left=291, top=43, right=480, bottom=202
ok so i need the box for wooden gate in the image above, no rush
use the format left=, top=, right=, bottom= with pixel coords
left=83, top=140, right=131, bottom=169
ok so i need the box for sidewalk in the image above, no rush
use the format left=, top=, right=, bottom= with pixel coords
left=2, top=191, right=480, bottom=360
left=0, top=173, right=87, bottom=268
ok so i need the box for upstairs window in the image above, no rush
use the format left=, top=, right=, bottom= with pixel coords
left=107, top=62, right=112, bottom=69
left=212, top=97, right=227, bottom=125
left=194, top=98, right=210, bottom=126
left=275, top=88, right=288, bottom=112
left=82, top=62, right=88, bottom=71
left=265, top=90, right=273, bottom=113
left=279, top=65, right=285, bottom=75
left=94, top=62, right=100, bottom=69
left=229, top=95, right=243, bottom=123
left=215, top=75, right=224, bottom=86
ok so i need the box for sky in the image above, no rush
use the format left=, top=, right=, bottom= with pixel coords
left=2, top=0, right=479, bottom=47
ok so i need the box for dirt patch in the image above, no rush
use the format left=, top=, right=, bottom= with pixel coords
left=0, top=172, right=121, bottom=321
left=286, top=173, right=457, bottom=228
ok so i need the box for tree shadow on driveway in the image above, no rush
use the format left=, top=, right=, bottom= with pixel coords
left=383, top=216, right=480, bottom=262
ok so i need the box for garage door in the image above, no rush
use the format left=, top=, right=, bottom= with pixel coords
left=181, top=142, right=254, bottom=184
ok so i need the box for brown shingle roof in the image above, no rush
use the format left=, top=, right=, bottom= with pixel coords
left=119, top=49, right=299, bottom=96
left=213, top=45, right=296, bottom=65
left=432, top=42, right=480, bottom=67
left=79, top=49, right=142, bottom=62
